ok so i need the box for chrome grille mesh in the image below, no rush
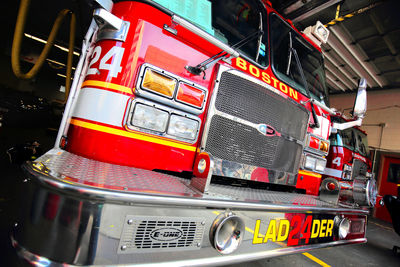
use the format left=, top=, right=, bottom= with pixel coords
left=205, top=71, right=309, bottom=175
left=215, top=72, right=309, bottom=140
left=118, top=216, right=205, bottom=253
left=206, top=115, right=302, bottom=172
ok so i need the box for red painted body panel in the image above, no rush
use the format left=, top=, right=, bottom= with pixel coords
left=296, top=173, right=321, bottom=196
left=66, top=1, right=330, bottom=182
left=326, top=145, right=371, bottom=180
left=67, top=119, right=195, bottom=171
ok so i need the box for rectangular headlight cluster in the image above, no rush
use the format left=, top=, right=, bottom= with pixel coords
left=132, top=103, right=169, bottom=132
left=167, top=114, right=199, bottom=140
left=131, top=102, right=199, bottom=142
left=138, top=65, right=207, bottom=112
left=303, top=154, right=326, bottom=173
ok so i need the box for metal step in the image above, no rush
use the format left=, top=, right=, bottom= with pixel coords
left=30, top=149, right=365, bottom=214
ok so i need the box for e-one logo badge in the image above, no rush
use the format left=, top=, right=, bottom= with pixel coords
left=150, top=228, right=183, bottom=241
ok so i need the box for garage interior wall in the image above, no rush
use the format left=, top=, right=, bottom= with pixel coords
left=330, top=89, right=400, bottom=152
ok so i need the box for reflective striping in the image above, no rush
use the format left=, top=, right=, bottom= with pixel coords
left=70, top=118, right=196, bottom=152
left=298, top=170, right=322, bottom=178
left=323, top=167, right=343, bottom=179
left=72, top=87, right=130, bottom=127
left=82, top=80, right=133, bottom=94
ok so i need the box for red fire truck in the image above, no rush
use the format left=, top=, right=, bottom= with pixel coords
left=322, top=116, right=378, bottom=208
left=12, top=0, right=374, bottom=265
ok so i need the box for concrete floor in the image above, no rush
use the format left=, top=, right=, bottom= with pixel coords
left=0, top=126, right=399, bottom=266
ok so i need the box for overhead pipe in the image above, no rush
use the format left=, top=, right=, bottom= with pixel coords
left=324, top=60, right=355, bottom=90
left=282, top=0, right=311, bottom=15
left=325, top=32, right=377, bottom=88
left=292, top=0, right=341, bottom=23
left=369, top=12, right=400, bottom=66
left=330, top=25, right=386, bottom=88
left=325, top=79, right=342, bottom=92
left=323, top=52, right=358, bottom=87
left=11, top=0, right=76, bottom=104
left=324, top=1, right=383, bottom=27
left=325, top=71, right=346, bottom=92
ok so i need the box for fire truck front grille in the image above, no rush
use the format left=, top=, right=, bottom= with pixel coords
left=118, top=216, right=205, bottom=253
left=215, top=72, right=309, bottom=141
left=206, top=115, right=302, bottom=172
left=204, top=70, right=309, bottom=175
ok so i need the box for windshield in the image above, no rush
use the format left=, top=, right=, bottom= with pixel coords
left=354, top=128, right=369, bottom=157
left=330, top=127, right=370, bottom=157
left=270, top=14, right=328, bottom=105
left=152, top=0, right=268, bottom=66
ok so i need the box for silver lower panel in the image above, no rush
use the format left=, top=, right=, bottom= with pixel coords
left=12, top=149, right=368, bottom=266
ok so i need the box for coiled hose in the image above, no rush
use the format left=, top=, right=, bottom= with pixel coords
left=11, top=0, right=76, bottom=103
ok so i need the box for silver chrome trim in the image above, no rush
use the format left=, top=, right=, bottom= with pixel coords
left=12, top=233, right=366, bottom=267
left=136, top=63, right=208, bottom=115
left=125, top=98, right=202, bottom=144
left=310, top=99, right=337, bottom=115
left=95, top=0, right=113, bottom=12
left=323, top=167, right=343, bottom=179
left=171, top=15, right=240, bottom=58
left=212, top=157, right=295, bottom=185
left=55, top=19, right=98, bottom=148
left=24, top=161, right=369, bottom=215
left=93, top=8, right=123, bottom=31
left=97, top=20, right=130, bottom=42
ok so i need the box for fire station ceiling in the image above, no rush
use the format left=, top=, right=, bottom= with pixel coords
left=270, top=0, right=400, bottom=94
left=2, top=0, right=400, bottom=95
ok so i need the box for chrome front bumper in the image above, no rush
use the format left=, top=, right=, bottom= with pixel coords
left=12, top=149, right=368, bottom=266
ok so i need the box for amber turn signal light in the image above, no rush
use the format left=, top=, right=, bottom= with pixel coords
left=319, top=141, right=329, bottom=153
left=142, top=69, right=176, bottom=97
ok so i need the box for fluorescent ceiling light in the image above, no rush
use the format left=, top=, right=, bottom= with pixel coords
left=24, top=33, right=80, bottom=56
left=46, top=58, right=76, bottom=70
left=57, top=73, right=73, bottom=79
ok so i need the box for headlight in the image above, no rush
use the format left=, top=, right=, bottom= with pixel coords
left=167, top=114, right=199, bottom=140
left=210, top=212, right=245, bottom=254
left=131, top=103, right=169, bottom=132
left=315, top=158, right=326, bottom=172
left=367, top=178, right=378, bottom=206
left=304, top=156, right=317, bottom=170
left=304, top=155, right=326, bottom=172
left=337, top=217, right=350, bottom=239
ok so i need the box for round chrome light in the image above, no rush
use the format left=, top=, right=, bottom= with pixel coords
left=198, top=158, right=207, bottom=174
left=338, top=218, right=351, bottom=239
left=210, top=212, right=245, bottom=254
left=366, top=178, right=378, bottom=207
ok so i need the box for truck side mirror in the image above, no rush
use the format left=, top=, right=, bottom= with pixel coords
left=352, top=78, right=367, bottom=119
